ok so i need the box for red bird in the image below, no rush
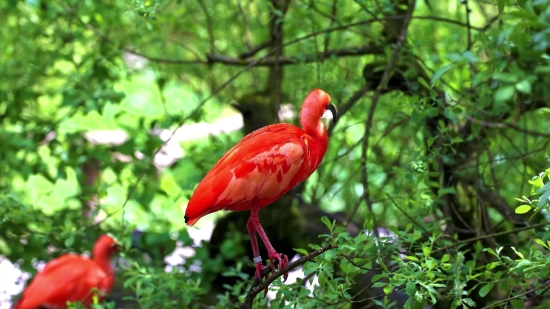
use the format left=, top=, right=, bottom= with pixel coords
left=184, top=89, right=337, bottom=284
left=14, top=234, right=119, bottom=309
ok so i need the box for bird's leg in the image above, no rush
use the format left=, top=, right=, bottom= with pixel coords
left=247, top=214, right=270, bottom=296
left=250, top=204, right=289, bottom=281
left=246, top=216, right=268, bottom=278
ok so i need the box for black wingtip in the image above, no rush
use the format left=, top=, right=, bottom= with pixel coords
left=184, top=216, right=189, bottom=224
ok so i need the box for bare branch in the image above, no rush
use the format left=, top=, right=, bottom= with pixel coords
left=237, top=0, right=253, bottom=51
left=467, top=116, right=550, bottom=137
left=355, top=0, right=416, bottom=227
left=480, top=280, right=550, bottom=309
left=208, top=45, right=383, bottom=66
left=55, top=0, right=207, bottom=65
left=323, top=0, right=339, bottom=53
left=196, top=0, right=216, bottom=54
left=431, top=221, right=550, bottom=255
left=238, top=40, right=272, bottom=59
left=56, top=1, right=488, bottom=67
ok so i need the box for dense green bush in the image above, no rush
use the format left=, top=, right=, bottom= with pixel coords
left=2, top=0, right=550, bottom=308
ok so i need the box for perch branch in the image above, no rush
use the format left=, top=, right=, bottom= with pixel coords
left=239, top=244, right=338, bottom=309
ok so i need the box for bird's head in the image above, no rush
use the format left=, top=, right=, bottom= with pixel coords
left=300, top=89, right=338, bottom=136
left=94, top=234, right=121, bottom=257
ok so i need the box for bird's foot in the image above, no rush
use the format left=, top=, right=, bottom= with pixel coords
left=268, top=252, right=289, bottom=281
left=254, top=262, right=270, bottom=296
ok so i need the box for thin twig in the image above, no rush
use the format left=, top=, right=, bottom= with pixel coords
left=208, top=45, right=383, bottom=66
left=238, top=40, right=272, bottom=59
left=431, top=221, right=550, bottom=255
left=464, top=0, right=476, bottom=76
left=355, top=0, right=416, bottom=232
left=327, top=85, right=370, bottom=136
left=385, top=193, right=427, bottom=232
left=196, top=0, right=216, bottom=54
left=324, top=0, right=338, bottom=53
left=237, top=0, right=253, bottom=51
left=480, top=280, right=550, bottom=309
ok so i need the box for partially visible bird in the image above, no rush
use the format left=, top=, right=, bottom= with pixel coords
left=13, top=234, right=119, bottom=309
left=184, top=89, right=337, bottom=288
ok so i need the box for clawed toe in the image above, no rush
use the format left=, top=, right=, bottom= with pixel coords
left=252, top=252, right=289, bottom=296
left=268, top=252, right=289, bottom=281
left=254, top=263, right=270, bottom=296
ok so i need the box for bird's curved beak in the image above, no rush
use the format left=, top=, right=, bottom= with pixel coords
left=326, top=103, right=338, bottom=125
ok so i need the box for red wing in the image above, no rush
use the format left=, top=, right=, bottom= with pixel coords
left=16, top=256, right=108, bottom=309
left=184, top=124, right=306, bottom=225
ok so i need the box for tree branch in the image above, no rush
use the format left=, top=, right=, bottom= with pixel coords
left=355, top=0, right=416, bottom=230
left=480, top=280, right=550, bottom=309
left=431, top=221, right=550, bottom=255
left=208, top=45, right=383, bottom=66
left=58, top=0, right=487, bottom=67
left=239, top=244, right=338, bottom=309
left=239, top=40, right=272, bottom=59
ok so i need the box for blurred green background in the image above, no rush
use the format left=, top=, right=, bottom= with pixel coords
left=2, top=0, right=550, bottom=308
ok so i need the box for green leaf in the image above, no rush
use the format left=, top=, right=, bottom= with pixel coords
left=494, top=85, right=515, bottom=102
left=537, top=182, right=550, bottom=207
left=406, top=280, right=416, bottom=296
left=441, top=254, right=450, bottom=263
left=514, top=205, right=531, bottom=214
left=371, top=273, right=386, bottom=283
left=493, top=72, right=519, bottom=83
left=363, top=211, right=374, bottom=231
left=534, top=239, right=549, bottom=249
left=510, top=299, right=525, bottom=309
left=65, top=234, right=75, bottom=247
left=423, top=246, right=432, bottom=257
left=294, top=248, right=308, bottom=255
left=431, top=64, right=456, bottom=87
left=515, top=80, right=531, bottom=94
left=497, top=0, right=505, bottom=13
left=405, top=255, right=419, bottom=262
left=462, top=298, right=476, bottom=307
left=383, top=284, right=394, bottom=295
left=471, top=122, right=482, bottom=136
left=479, top=283, right=493, bottom=297
left=320, top=216, right=333, bottom=233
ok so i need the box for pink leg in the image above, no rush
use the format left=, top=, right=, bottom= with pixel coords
left=249, top=204, right=289, bottom=281
left=246, top=216, right=268, bottom=278
left=247, top=212, right=270, bottom=296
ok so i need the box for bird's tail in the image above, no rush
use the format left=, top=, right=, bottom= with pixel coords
left=184, top=215, right=201, bottom=227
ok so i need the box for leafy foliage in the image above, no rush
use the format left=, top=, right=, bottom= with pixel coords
left=2, top=0, right=550, bottom=308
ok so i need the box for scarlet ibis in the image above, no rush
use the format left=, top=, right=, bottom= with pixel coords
left=14, top=234, right=119, bottom=309
left=184, top=89, right=336, bottom=285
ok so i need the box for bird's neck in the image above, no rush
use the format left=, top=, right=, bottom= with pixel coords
left=300, top=103, right=328, bottom=141
left=304, top=120, right=328, bottom=142
left=93, top=249, right=114, bottom=275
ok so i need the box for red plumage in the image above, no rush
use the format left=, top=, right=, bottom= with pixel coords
left=13, top=234, right=118, bottom=309
left=184, top=89, right=336, bottom=290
